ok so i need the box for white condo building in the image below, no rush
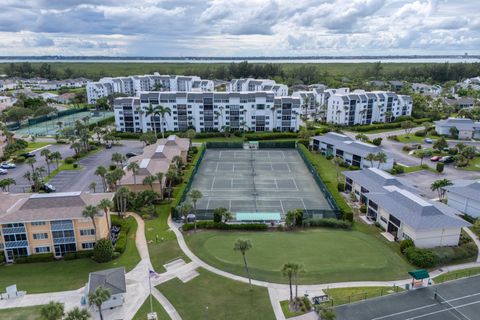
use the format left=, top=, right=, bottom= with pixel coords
left=227, top=78, right=288, bottom=96
left=113, top=92, right=301, bottom=133
left=326, top=89, right=412, bottom=125
left=86, top=73, right=214, bottom=104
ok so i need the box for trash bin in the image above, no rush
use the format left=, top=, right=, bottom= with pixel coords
left=405, top=283, right=410, bottom=290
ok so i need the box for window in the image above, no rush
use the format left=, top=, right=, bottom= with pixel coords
left=35, top=246, right=50, bottom=253
left=82, top=242, right=95, bottom=249
left=80, top=229, right=95, bottom=236
left=31, top=221, right=46, bottom=226
left=33, top=233, right=48, bottom=240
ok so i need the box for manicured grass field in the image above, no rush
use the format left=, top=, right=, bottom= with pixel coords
left=185, top=225, right=412, bottom=284
left=280, top=300, right=309, bottom=318
left=0, top=305, right=43, bottom=320
left=0, top=216, right=140, bottom=293
left=324, top=286, right=403, bottom=307
left=458, top=156, right=480, bottom=171
left=157, top=268, right=275, bottom=320
left=433, top=267, right=480, bottom=284
left=395, top=133, right=437, bottom=144
left=44, top=162, right=83, bottom=182
left=133, top=295, right=171, bottom=320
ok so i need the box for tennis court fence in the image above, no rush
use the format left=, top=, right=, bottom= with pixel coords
left=7, top=107, right=89, bottom=130
left=321, top=285, right=402, bottom=307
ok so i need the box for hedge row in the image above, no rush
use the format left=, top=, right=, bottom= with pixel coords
left=182, top=221, right=268, bottom=231
left=303, top=218, right=352, bottom=229
left=401, top=241, right=477, bottom=268
left=350, top=118, right=432, bottom=132
left=15, top=253, right=54, bottom=264
left=111, top=215, right=133, bottom=254
left=88, top=116, right=115, bottom=130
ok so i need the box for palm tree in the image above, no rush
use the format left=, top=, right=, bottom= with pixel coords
left=88, top=286, right=111, bottom=320
left=64, top=307, right=90, bottom=320
left=40, top=301, right=64, bottom=320
left=155, top=105, right=172, bottom=138
left=41, top=148, right=52, bottom=175
left=166, top=169, right=177, bottom=199
left=282, top=263, right=295, bottom=302
left=111, top=152, right=125, bottom=167
left=365, top=153, right=376, bottom=168
left=115, top=186, right=130, bottom=217
left=172, top=155, right=183, bottom=173
left=430, top=179, right=453, bottom=200
left=127, top=161, right=140, bottom=184
left=145, top=103, right=158, bottom=136
left=223, top=209, right=233, bottom=223
left=178, top=201, right=193, bottom=223
left=292, top=263, right=304, bottom=302
left=89, top=181, right=97, bottom=193
left=26, top=157, right=36, bottom=173
left=0, top=178, right=15, bottom=192
left=234, top=239, right=253, bottom=289
left=95, top=166, right=108, bottom=192
left=143, top=175, right=157, bottom=191
left=97, top=199, right=114, bottom=235
left=49, top=151, right=62, bottom=169
left=186, top=129, right=196, bottom=148
left=156, top=172, right=164, bottom=199
left=374, top=152, right=387, bottom=169
left=189, top=189, right=203, bottom=212
left=82, top=205, right=99, bottom=241
left=56, top=121, right=63, bottom=131
left=332, top=157, right=343, bottom=183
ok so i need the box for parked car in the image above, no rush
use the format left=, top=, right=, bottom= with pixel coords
left=430, top=156, right=442, bottom=162
left=19, top=152, right=35, bottom=158
left=410, top=143, right=422, bottom=149
left=0, top=168, right=7, bottom=175
left=0, top=162, right=16, bottom=169
left=439, top=156, right=454, bottom=164
left=424, top=138, right=433, bottom=144
left=106, top=142, right=112, bottom=149
left=42, top=183, right=56, bottom=193
left=125, top=152, right=139, bottom=158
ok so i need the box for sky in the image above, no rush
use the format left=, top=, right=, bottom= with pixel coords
left=0, top=0, right=478, bottom=57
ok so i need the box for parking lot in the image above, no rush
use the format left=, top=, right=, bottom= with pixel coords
left=3, top=140, right=143, bottom=193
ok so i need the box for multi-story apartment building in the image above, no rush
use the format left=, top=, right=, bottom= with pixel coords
left=86, top=73, right=214, bottom=104
left=326, top=90, right=413, bottom=125
left=0, top=192, right=113, bottom=263
left=113, top=92, right=301, bottom=133
left=227, top=78, right=288, bottom=96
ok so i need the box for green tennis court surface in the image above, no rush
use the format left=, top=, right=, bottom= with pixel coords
left=13, top=111, right=113, bottom=136
left=335, top=275, right=480, bottom=320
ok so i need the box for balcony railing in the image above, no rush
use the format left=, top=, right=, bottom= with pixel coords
left=53, top=237, right=76, bottom=245
left=4, top=240, right=29, bottom=249
left=2, top=226, right=26, bottom=234
left=50, top=222, right=74, bottom=231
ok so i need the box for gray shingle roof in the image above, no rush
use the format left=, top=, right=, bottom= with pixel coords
left=313, top=133, right=394, bottom=158
left=443, top=180, right=480, bottom=201
left=88, top=267, right=126, bottom=295
left=434, top=118, right=480, bottom=131
left=343, top=168, right=418, bottom=194
left=367, top=186, right=470, bottom=230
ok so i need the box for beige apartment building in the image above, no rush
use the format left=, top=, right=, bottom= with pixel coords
left=0, top=191, right=114, bottom=263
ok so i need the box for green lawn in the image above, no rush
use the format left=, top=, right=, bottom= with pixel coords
left=458, top=157, right=480, bottom=171
left=396, top=164, right=437, bottom=174
left=44, top=162, right=83, bottom=182
left=280, top=300, right=309, bottom=318
left=433, top=267, right=480, bottom=284
left=0, top=305, right=44, bottom=320
left=0, top=216, right=140, bottom=293
left=323, top=286, right=403, bottom=307
left=13, top=142, right=52, bottom=155
left=396, top=134, right=437, bottom=144
left=185, top=225, right=412, bottom=284
left=133, top=295, right=171, bottom=320
left=157, top=268, right=275, bottom=320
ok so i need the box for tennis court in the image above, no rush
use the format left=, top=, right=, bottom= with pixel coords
left=13, top=110, right=114, bottom=136
left=189, top=148, right=334, bottom=217
left=335, top=275, right=480, bottom=320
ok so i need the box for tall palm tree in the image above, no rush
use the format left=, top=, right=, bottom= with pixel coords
left=115, top=186, right=130, bottom=217
left=189, top=189, right=203, bottom=212
left=145, top=103, right=157, bottom=136
left=166, top=169, right=177, bottom=199
left=40, top=148, right=52, bottom=175
left=64, top=307, right=90, bottom=320
left=82, top=205, right=99, bottom=241
left=332, top=157, right=343, bottom=183
left=374, top=152, right=387, bottom=169
left=143, top=175, right=157, bottom=191
left=40, top=301, right=64, bottom=320
left=155, top=105, right=172, bottom=138
left=186, top=129, right=196, bottom=148
left=234, top=239, right=253, bottom=289
left=49, top=151, right=62, bottom=169
left=431, top=179, right=453, bottom=200
left=95, top=166, right=108, bottom=192
left=111, top=152, right=125, bottom=167
left=127, top=161, right=140, bottom=184
left=365, top=153, right=376, bottom=168
left=89, top=181, right=97, bottom=193
left=156, top=172, right=164, bottom=199
left=282, top=263, right=295, bottom=302
left=0, top=178, right=16, bottom=192
left=97, top=199, right=114, bottom=235
left=88, top=286, right=111, bottom=320
left=26, top=157, right=36, bottom=173
left=292, top=263, right=304, bottom=301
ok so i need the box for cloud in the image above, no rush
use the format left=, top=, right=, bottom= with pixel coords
left=0, top=0, right=478, bottom=56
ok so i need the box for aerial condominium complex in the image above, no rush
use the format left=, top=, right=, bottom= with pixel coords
left=326, top=90, right=412, bottom=125
left=0, top=192, right=114, bottom=262
left=226, top=78, right=289, bottom=96
left=86, top=73, right=214, bottom=104
left=114, top=91, right=301, bottom=133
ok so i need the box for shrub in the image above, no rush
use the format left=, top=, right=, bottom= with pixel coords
left=388, top=135, right=400, bottom=141
left=403, top=247, right=438, bottom=268
left=402, top=145, right=413, bottom=152
left=76, top=250, right=93, bottom=259
left=415, top=130, right=426, bottom=137
left=372, top=137, right=383, bottom=146
left=431, top=243, right=478, bottom=265
left=436, top=162, right=444, bottom=173
left=14, top=156, right=26, bottom=163
left=337, top=183, right=345, bottom=192
left=391, top=164, right=405, bottom=174
left=15, top=253, right=54, bottom=264
left=448, top=148, right=458, bottom=155
left=244, top=132, right=298, bottom=141
left=348, top=165, right=360, bottom=170
left=109, top=164, right=117, bottom=171
left=343, top=211, right=354, bottom=222
left=92, top=238, right=114, bottom=263
left=73, top=163, right=78, bottom=168
left=115, top=233, right=127, bottom=254
left=399, top=239, right=415, bottom=254
left=213, top=210, right=222, bottom=223
left=0, top=251, right=4, bottom=264
left=182, top=221, right=267, bottom=231
left=359, top=204, right=367, bottom=213
left=304, top=218, right=352, bottom=229
left=63, top=252, right=77, bottom=261
left=112, top=251, right=121, bottom=260
left=64, top=157, right=75, bottom=164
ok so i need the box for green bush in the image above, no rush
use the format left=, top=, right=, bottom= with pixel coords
left=399, top=239, right=415, bottom=254
left=92, top=238, right=114, bottom=263
left=304, top=218, right=352, bottom=229
left=114, top=132, right=142, bottom=139
left=430, top=243, right=478, bottom=265
left=388, top=135, right=400, bottom=141
left=182, top=221, right=267, bottom=231
left=403, top=247, right=438, bottom=268
left=245, top=132, right=298, bottom=141
left=213, top=211, right=222, bottom=223
left=73, top=163, right=78, bottom=168
left=13, top=156, right=26, bottom=163
left=64, top=157, right=75, bottom=164
left=360, top=204, right=367, bottom=213
left=115, top=234, right=127, bottom=254
left=351, top=118, right=431, bottom=132
left=337, top=183, right=345, bottom=192
left=415, top=130, right=426, bottom=137
left=0, top=251, right=4, bottom=264
left=436, top=162, right=444, bottom=173
left=15, top=253, right=54, bottom=264
left=372, top=137, right=383, bottom=146
left=348, top=165, right=360, bottom=170
left=63, top=252, right=77, bottom=261
left=343, top=211, right=354, bottom=222
left=448, top=148, right=458, bottom=155
left=391, top=164, right=405, bottom=175
left=76, top=250, right=93, bottom=259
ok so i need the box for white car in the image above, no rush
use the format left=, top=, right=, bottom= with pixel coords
left=0, top=168, right=8, bottom=175
left=0, top=162, right=16, bottom=169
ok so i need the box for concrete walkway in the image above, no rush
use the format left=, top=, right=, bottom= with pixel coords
left=463, top=227, right=480, bottom=262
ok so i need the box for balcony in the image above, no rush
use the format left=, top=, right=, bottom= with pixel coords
left=2, top=226, right=26, bottom=234
left=53, top=237, right=76, bottom=245
left=50, top=222, right=74, bottom=231
left=4, top=240, right=29, bottom=249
